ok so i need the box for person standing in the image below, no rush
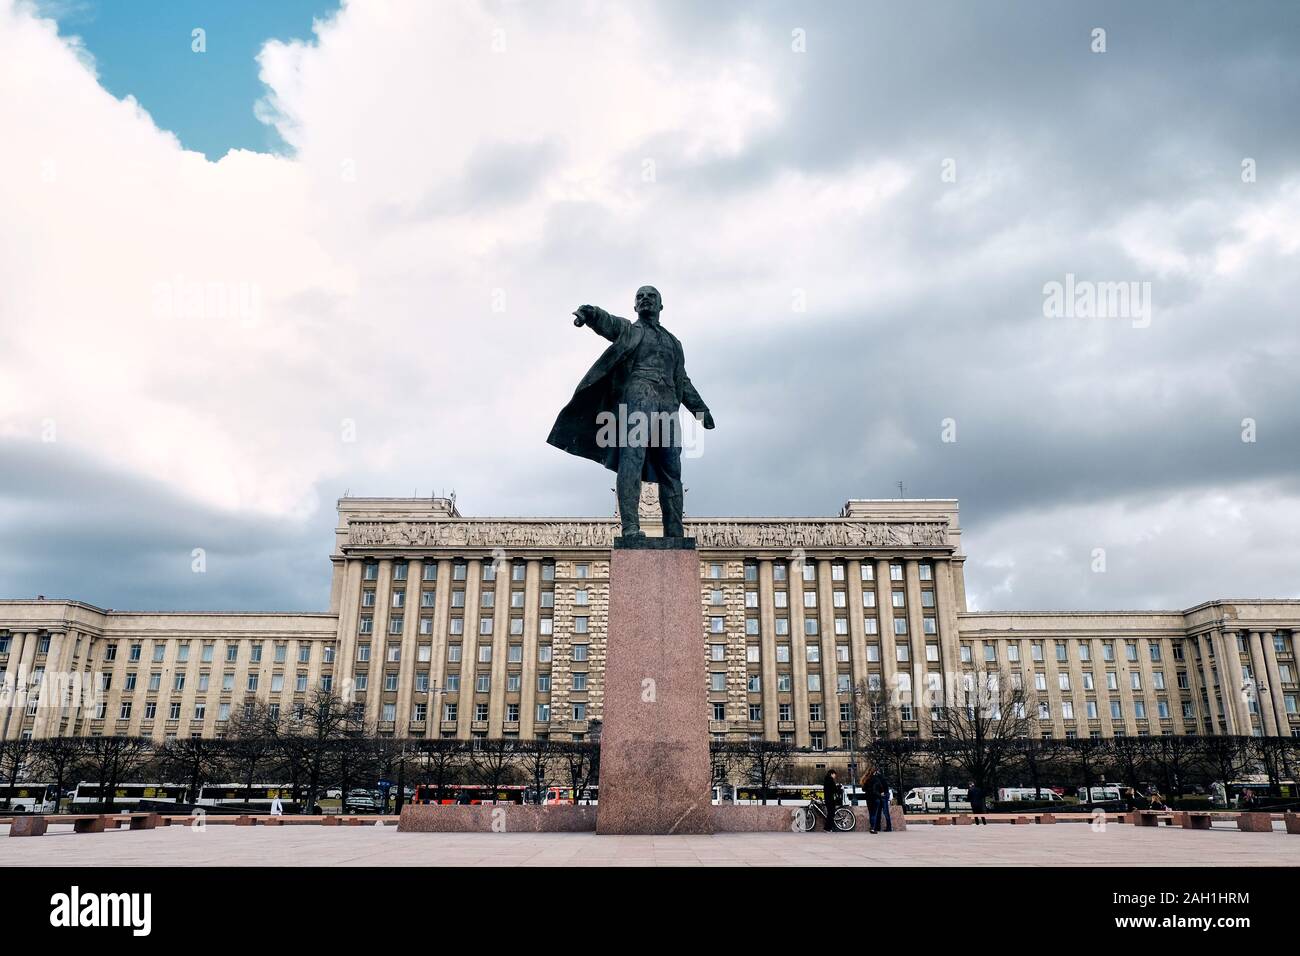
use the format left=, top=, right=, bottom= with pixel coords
left=870, top=770, right=893, bottom=833
left=968, top=781, right=987, bottom=825
left=822, top=769, right=841, bottom=832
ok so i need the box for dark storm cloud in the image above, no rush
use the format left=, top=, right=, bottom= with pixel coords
left=0, top=442, right=332, bottom=611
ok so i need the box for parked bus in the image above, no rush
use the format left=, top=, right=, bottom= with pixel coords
left=69, top=782, right=189, bottom=808
left=196, top=784, right=302, bottom=812
left=543, top=785, right=598, bottom=805
left=411, top=784, right=531, bottom=805
left=997, top=787, right=1064, bottom=803
left=0, top=783, right=58, bottom=813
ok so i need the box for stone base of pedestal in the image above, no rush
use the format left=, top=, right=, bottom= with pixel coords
left=398, top=805, right=597, bottom=832
left=596, top=546, right=713, bottom=835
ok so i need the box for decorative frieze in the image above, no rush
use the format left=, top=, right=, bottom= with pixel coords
left=346, top=519, right=952, bottom=552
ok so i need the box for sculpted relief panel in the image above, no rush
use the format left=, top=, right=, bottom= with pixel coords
left=346, top=519, right=951, bottom=551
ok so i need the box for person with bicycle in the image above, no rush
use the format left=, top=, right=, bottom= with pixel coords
left=822, top=769, right=842, bottom=833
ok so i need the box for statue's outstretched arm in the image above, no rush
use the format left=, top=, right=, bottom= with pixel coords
left=573, top=305, right=629, bottom=343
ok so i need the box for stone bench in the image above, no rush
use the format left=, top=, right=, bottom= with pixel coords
left=1236, top=811, right=1273, bottom=833
left=1284, top=812, right=1300, bottom=835
left=1179, top=812, right=1212, bottom=830
left=8, top=816, right=48, bottom=837
left=1133, top=811, right=1175, bottom=827
left=128, top=813, right=160, bottom=830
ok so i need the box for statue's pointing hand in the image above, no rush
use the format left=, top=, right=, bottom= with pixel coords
left=698, top=410, right=716, bottom=430
left=572, top=304, right=596, bottom=328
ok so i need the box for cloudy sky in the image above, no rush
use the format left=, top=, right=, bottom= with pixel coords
left=1, top=0, right=1297, bottom=614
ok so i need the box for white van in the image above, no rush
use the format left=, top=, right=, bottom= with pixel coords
left=924, top=788, right=972, bottom=813
left=904, top=787, right=942, bottom=812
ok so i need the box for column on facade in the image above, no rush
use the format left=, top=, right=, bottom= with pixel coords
left=1182, top=636, right=1208, bottom=735
left=1248, top=631, right=1279, bottom=736
left=30, top=631, right=65, bottom=739
left=1204, top=632, right=1225, bottom=733
left=1040, top=636, right=1066, bottom=737
left=519, top=559, right=541, bottom=738
left=1, top=632, right=27, bottom=739
left=874, top=559, right=899, bottom=725
left=333, top=558, right=365, bottom=695
left=1221, top=629, right=1249, bottom=734
left=903, top=559, right=928, bottom=734
left=933, top=558, right=963, bottom=712
left=428, top=559, right=453, bottom=734
left=1090, top=638, right=1115, bottom=736
left=1208, top=630, right=1235, bottom=733
left=758, top=560, right=779, bottom=740
left=787, top=558, right=811, bottom=748
left=394, top=560, right=422, bottom=736
left=7, top=632, right=39, bottom=739
left=1259, top=630, right=1289, bottom=735
left=457, top=560, right=482, bottom=738
left=816, top=559, right=842, bottom=749
left=1133, top=635, right=1161, bottom=732
left=487, top=561, right=512, bottom=737
left=364, top=560, right=393, bottom=728
left=844, top=560, right=869, bottom=735
left=1064, top=636, right=1087, bottom=738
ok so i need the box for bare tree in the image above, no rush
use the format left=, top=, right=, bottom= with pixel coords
left=32, top=737, right=86, bottom=813
left=0, top=738, right=36, bottom=810
left=227, top=701, right=281, bottom=806
left=154, top=735, right=227, bottom=806
left=937, top=667, right=1036, bottom=793
left=412, top=738, right=468, bottom=803
left=80, top=736, right=153, bottom=811
left=1200, top=735, right=1251, bottom=805
left=1148, top=735, right=1204, bottom=799
left=470, top=737, right=520, bottom=796
left=284, top=690, right=363, bottom=812
left=519, top=736, right=559, bottom=805
left=737, top=737, right=793, bottom=804
left=560, top=741, right=599, bottom=804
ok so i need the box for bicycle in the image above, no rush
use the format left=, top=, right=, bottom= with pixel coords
left=800, top=797, right=857, bottom=832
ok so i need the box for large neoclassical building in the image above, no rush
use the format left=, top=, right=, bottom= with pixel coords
left=2, top=495, right=1297, bottom=745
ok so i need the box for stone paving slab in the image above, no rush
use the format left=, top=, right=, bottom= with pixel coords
left=1, top=819, right=1295, bottom=866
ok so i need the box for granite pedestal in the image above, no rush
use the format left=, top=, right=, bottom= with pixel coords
left=596, top=544, right=713, bottom=834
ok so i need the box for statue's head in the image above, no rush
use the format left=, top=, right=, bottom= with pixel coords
left=634, top=285, right=662, bottom=318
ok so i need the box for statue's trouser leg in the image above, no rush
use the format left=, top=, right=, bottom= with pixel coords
left=616, top=444, right=646, bottom=536
left=654, top=441, right=685, bottom=538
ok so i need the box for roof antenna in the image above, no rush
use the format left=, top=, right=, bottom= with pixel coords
left=897, top=481, right=906, bottom=499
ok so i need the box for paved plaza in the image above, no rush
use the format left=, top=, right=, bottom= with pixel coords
left=2, top=820, right=1295, bottom=866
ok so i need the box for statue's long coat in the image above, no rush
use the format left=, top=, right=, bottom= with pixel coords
left=547, top=307, right=709, bottom=483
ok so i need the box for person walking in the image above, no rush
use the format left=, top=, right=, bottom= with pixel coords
left=968, top=781, right=987, bottom=825
left=822, top=769, right=841, bottom=832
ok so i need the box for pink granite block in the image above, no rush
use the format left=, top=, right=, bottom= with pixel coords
left=890, top=806, right=908, bottom=831
left=712, top=805, right=799, bottom=832
left=596, top=547, right=713, bottom=835
left=73, top=816, right=105, bottom=833
left=8, top=816, right=47, bottom=837
left=1036, top=813, right=1056, bottom=824
left=128, top=813, right=160, bottom=830
left=1236, top=812, right=1272, bottom=833
left=1182, top=813, right=1212, bottom=830
left=1284, top=812, right=1300, bottom=835
left=398, top=805, right=597, bottom=832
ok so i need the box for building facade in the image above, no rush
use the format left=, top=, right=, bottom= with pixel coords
left=2, top=496, right=1298, bottom=745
